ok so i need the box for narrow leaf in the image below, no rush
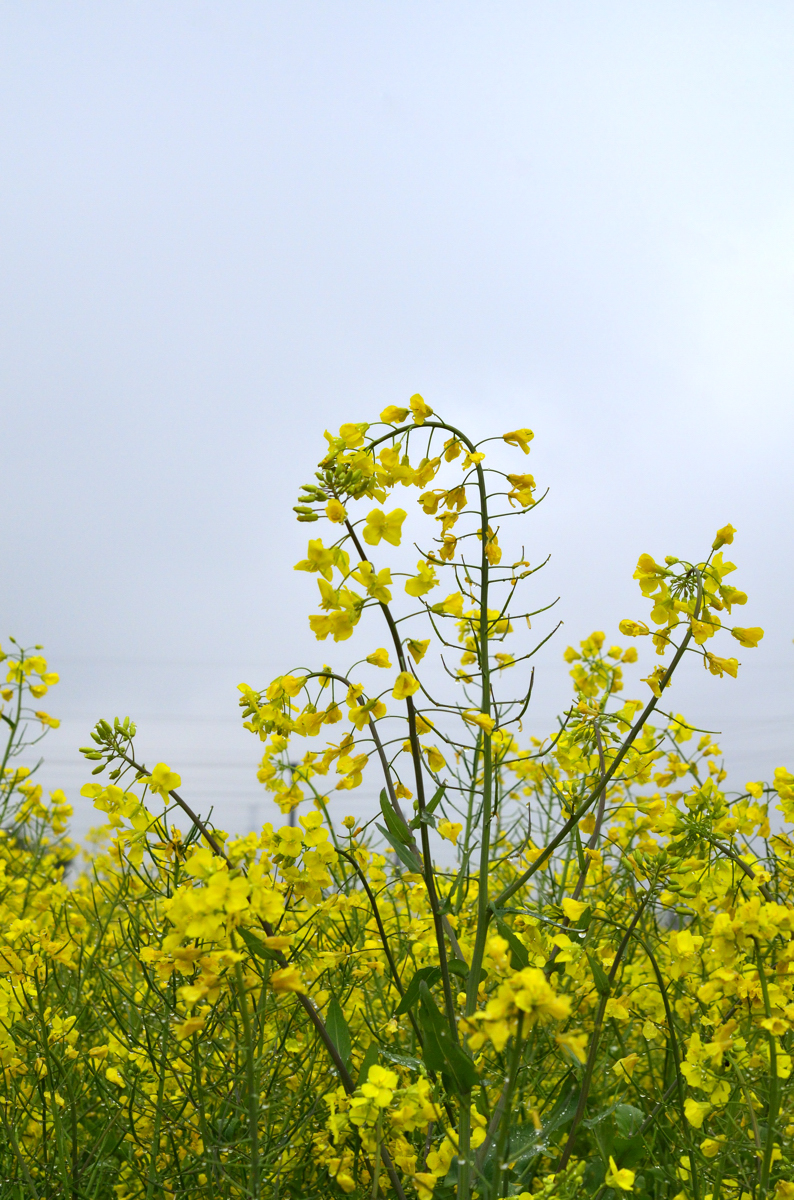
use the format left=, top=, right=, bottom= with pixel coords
left=377, top=823, right=422, bottom=872
left=587, top=952, right=611, bottom=996
left=237, top=927, right=281, bottom=961
left=395, top=966, right=441, bottom=1015
left=326, top=997, right=352, bottom=1067
left=357, top=1042, right=380, bottom=1085
left=493, top=914, right=529, bottom=970
left=379, top=789, right=413, bottom=845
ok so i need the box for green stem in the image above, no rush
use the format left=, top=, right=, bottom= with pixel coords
left=492, top=1014, right=525, bottom=1199
left=371, top=1112, right=383, bottom=1200
left=558, top=891, right=652, bottom=1170
left=343, top=520, right=460, bottom=1035
left=755, top=939, right=779, bottom=1196
left=632, top=931, right=700, bottom=1200
left=1, top=1103, right=39, bottom=1199
left=234, top=959, right=260, bottom=1199
left=145, top=1023, right=169, bottom=1200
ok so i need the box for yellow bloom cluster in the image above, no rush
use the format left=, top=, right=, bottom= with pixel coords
left=1, top=407, right=789, bottom=1200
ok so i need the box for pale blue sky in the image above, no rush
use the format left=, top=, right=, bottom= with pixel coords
left=2, top=3, right=792, bottom=837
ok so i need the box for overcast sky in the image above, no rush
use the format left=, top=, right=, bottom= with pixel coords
left=1, top=3, right=792, bottom=840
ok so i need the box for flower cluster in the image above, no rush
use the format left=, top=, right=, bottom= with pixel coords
left=1, top=403, right=790, bottom=1200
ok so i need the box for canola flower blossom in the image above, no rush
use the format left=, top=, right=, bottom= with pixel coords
left=0, top=401, right=791, bottom=1200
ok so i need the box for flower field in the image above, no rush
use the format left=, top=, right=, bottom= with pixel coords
left=1, top=399, right=793, bottom=1199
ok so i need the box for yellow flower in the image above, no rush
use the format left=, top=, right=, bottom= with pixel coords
left=463, top=710, right=495, bottom=735
left=338, top=422, right=368, bottom=448
left=35, top=711, right=60, bottom=728
left=437, top=819, right=461, bottom=845
left=366, top=648, right=391, bottom=668
left=555, top=1031, right=588, bottom=1062
left=506, top=473, right=536, bottom=507
left=363, top=508, right=406, bottom=547
left=431, top=592, right=464, bottom=617
left=409, top=393, right=433, bottom=424
left=502, top=428, right=534, bottom=454
left=704, top=652, right=739, bottom=679
left=423, top=745, right=446, bottom=772
left=266, top=674, right=306, bottom=700
left=613, top=1053, right=640, bottom=1080
left=561, top=898, right=588, bottom=922
left=483, top=527, right=501, bottom=565
left=143, top=763, right=182, bottom=800
left=362, top=1063, right=398, bottom=1106
left=619, top=619, right=649, bottom=637
left=270, top=965, right=305, bottom=993
left=326, top=499, right=347, bottom=523
left=510, top=968, right=571, bottom=1023
left=278, top=826, right=304, bottom=857
left=380, top=405, right=408, bottom=424
left=412, top=1173, right=437, bottom=1200
left=712, top=523, right=736, bottom=548
left=353, top=562, right=393, bottom=602
left=175, top=1014, right=207, bottom=1040
left=393, top=672, right=420, bottom=700
left=105, top=1067, right=125, bottom=1088
left=684, top=1098, right=712, bottom=1128
left=294, top=538, right=347, bottom=580
left=605, top=1156, right=635, bottom=1191
left=407, top=639, right=430, bottom=663
left=405, top=561, right=439, bottom=597
left=731, top=626, right=764, bottom=648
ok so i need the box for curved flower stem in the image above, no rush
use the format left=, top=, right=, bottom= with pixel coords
left=343, top=519, right=461, bottom=1033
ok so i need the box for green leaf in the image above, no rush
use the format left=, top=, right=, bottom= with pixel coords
left=447, top=958, right=470, bottom=980
left=325, top=997, right=352, bottom=1067
left=425, top=784, right=447, bottom=816
left=357, top=1041, right=380, bottom=1085
left=377, top=823, right=422, bottom=873
left=410, top=785, right=446, bottom=830
left=587, top=951, right=611, bottom=996
left=381, top=1048, right=425, bottom=1074
left=493, top=913, right=529, bottom=970
left=395, top=966, right=441, bottom=1015
left=574, top=826, right=587, bottom=874
left=410, top=782, right=448, bottom=830
left=574, top=906, right=592, bottom=933
left=417, top=982, right=478, bottom=1094
left=379, top=790, right=413, bottom=845
left=237, top=927, right=281, bottom=961
left=415, top=810, right=437, bottom=829
left=614, top=1104, right=644, bottom=1139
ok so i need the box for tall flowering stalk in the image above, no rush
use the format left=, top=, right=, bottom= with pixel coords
left=1, top=399, right=791, bottom=1200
